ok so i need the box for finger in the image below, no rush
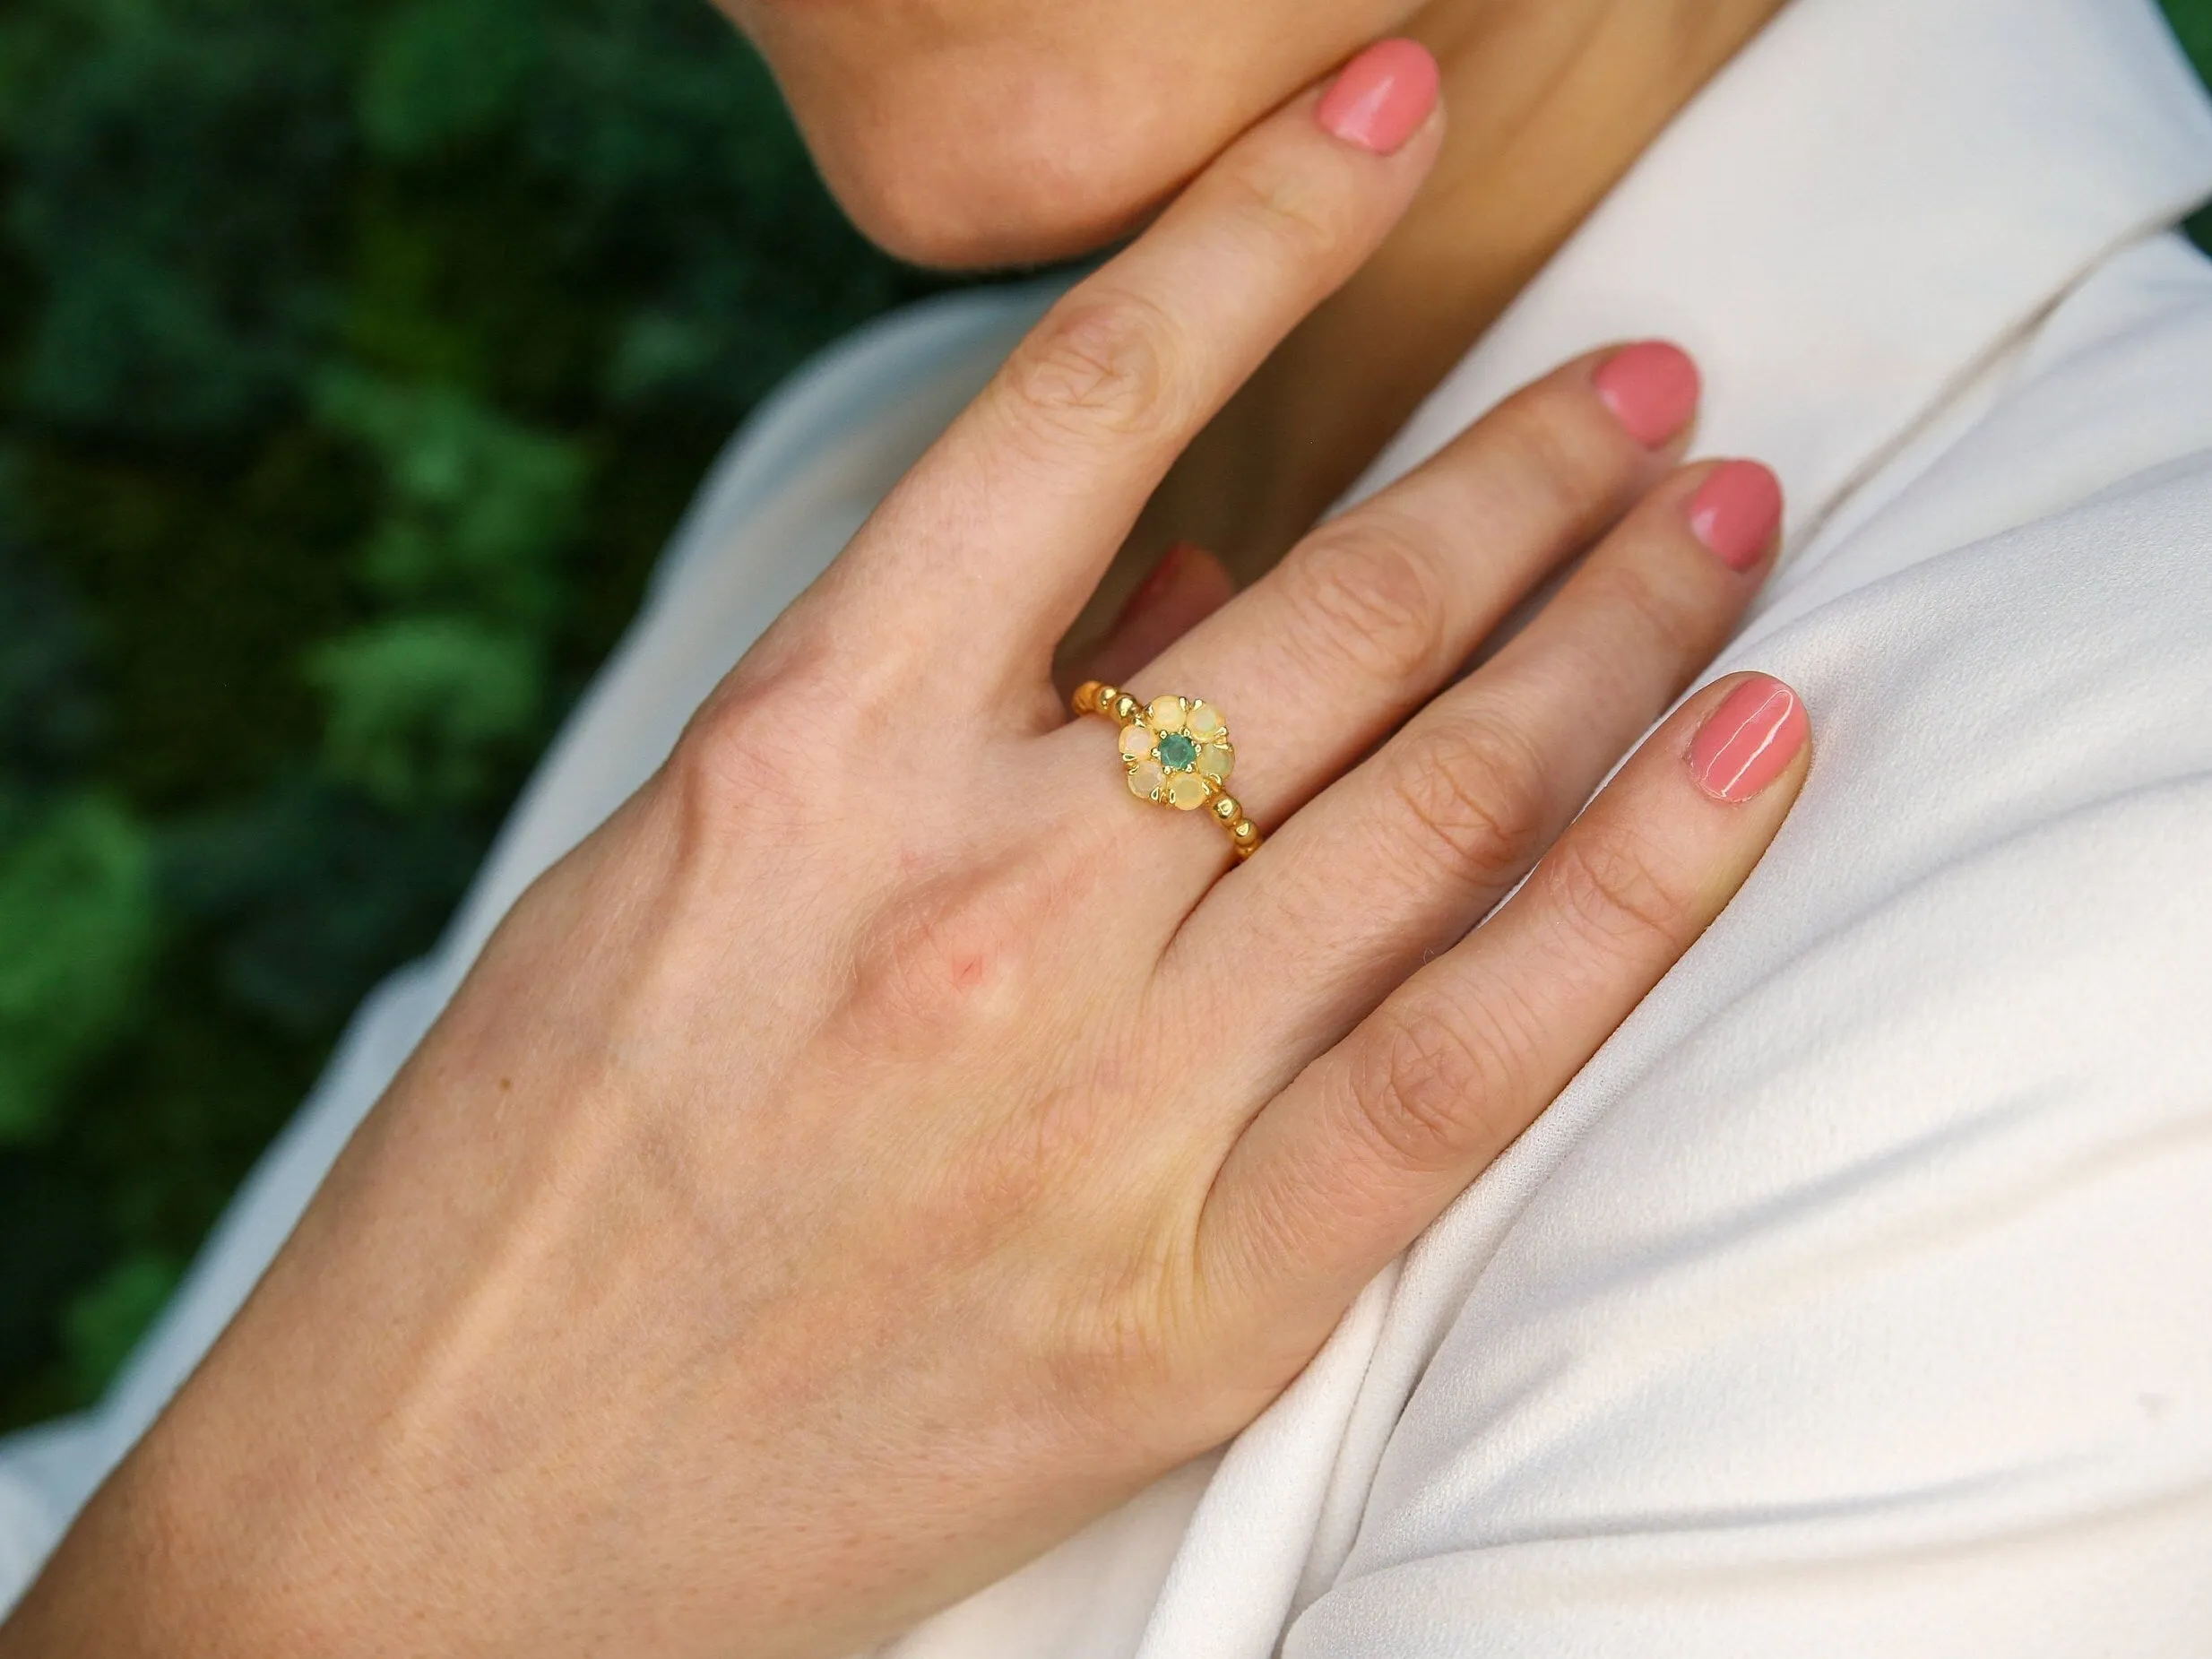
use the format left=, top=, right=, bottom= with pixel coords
left=1061, top=541, right=1238, bottom=699
left=1196, top=674, right=1810, bottom=1351
left=1182, top=459, right=1783, bottom=1056
left=1129, top=341, right=1702, bottom=828
left=832, top=40, right=1444, bottom=693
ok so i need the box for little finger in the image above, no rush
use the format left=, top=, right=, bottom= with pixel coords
left=1198, top=672, right=1810, bottom=1353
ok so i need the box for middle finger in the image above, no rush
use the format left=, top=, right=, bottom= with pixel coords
left=1119, top=342, right=1703, bottom=834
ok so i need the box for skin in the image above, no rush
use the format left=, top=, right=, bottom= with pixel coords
left=1, top=4, right=1802, bottom=1655
left=727, top=0, right=1789, bottom=581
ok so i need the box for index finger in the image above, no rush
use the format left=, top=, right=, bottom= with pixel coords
left=842, top=40, right=1445, bottom=699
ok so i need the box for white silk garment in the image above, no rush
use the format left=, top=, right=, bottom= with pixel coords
left=7, top=0, right=2212, bottom=1652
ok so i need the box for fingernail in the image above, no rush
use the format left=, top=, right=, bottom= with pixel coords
left=1594, top=341, right=1700, bottom=447
left=1316, top=39, right=1440, bottom=155
left=1687, top=460, right=1783, bottom=572
left=1689, top=676, right=1808, bottom=802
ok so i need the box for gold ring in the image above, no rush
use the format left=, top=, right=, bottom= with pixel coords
left=1072, top=680, right=1263, bottom=859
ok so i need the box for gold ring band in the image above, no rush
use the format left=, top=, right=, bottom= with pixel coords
left=1072, top=680, right=1263, bottom=859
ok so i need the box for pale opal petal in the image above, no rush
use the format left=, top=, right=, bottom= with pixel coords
left=1119, top=723, right=1155, bottom=761
left=1128, top=760, right=1167, bottom=800
left=1147, top=696, right=1187, bottom=732
left=1167, top=773, right=1210, bottom=810
left=1187, top=702, right=1225, bottom=740
left=1197, top=743, right=1233, bottom=782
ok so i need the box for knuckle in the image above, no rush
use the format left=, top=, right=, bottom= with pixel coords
left=1045, top=1243, right=1186, bottom=1402
left=1350, top=996, right=1512, bottom=1173
left=1574, top=559, right=1710, bottom=670
left=1483, top=385, right=1627, bottom=531
left=998, top=292, right=1185, bottom=450
left=1212, top=149, right=1349, bottom=265
left=1384, top=710, right=1556, bottom=894
left=1281, top=514, right=1452, bottom=686
left=1537, top=816, right=1698, bottom=958
left=661, top=679, right=817, bottom=840
left=844, top=855, right=1056, bottom=1056
left=656, top=637, right=901, bottom=882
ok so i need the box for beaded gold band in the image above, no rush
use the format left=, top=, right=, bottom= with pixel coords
left=1072, top=680, right=1263, bottom=859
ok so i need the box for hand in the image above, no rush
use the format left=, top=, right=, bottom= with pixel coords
left=3, top=42, right=1807, bottom=1659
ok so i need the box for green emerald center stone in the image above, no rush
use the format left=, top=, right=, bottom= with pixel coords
left=1156, top=731, right=1198, bottom=772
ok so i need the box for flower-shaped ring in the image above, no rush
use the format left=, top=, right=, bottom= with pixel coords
left=1071, top=680, right=1262, bottom=858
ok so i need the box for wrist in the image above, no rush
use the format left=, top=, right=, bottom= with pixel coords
left=0, top=1315, right=394, bottom=1655
left=0, top=1427, right=237, bottom=1655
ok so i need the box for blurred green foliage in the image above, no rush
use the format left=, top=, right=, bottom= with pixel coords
left=3, top=0, right=2211, bottom=1434
left=0, top=0, right=946, bottom=1428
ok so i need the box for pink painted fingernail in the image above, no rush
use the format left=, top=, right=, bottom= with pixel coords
left=1688, top=460, right=1783, bottom=572
left=1689, top=676, right=1808, bottom=802
left=1316, top=39, right=1440, bottom=155
left=1593, top=341, right=1700, bottom=447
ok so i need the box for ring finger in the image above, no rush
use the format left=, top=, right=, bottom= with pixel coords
left=1107, top=340, right=1705, bottom=841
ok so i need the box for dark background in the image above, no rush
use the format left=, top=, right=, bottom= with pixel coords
left=2, top=0, right=2209, bottom=1430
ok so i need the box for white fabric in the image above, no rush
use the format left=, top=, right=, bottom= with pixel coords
left=7, top=0, right=2212, bottom=1650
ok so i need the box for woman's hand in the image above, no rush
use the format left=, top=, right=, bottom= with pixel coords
left=4, top=41, right=1806, bottom=1659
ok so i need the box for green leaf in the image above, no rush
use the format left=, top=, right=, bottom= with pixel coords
left=5, top=0, right=350, bottom=436
left=62, top=1249, right=181, bottom=1403
left=307, top=615, right=544, bottom=809
left=359, top=0, right=540, bottom=161
left=314, top=369, right=586, bottom=626
left=164, top=779, right=480, bottom=1036
left=0, top=794, right=159, bottom=1143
